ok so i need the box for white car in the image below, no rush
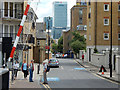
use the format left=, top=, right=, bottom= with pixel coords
left=56, top=54, right=60, bottom=58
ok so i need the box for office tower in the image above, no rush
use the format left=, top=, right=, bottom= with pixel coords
left=53, top=1, right=67, bottom=39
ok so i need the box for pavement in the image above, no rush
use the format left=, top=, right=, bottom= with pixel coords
left=9, top=63, right=45, bottom=89
left=75, top=59, right=120, bottom=84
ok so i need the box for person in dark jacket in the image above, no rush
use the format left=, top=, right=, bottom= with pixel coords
left=29, top=60, right=34, bottom=82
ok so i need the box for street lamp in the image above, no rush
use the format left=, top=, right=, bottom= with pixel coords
left=109, top=0, right=112, bottom=77
left=37, top=49, right=40, bottom=74
left=47, top=17, right=51, bottom=62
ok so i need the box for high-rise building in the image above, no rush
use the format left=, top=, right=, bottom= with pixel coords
left=43, top=17, right=53, bottom=29
left=52, top=1, right=67, bottom=39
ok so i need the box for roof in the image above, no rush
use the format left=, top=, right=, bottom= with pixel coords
left=36, top=22, right=46, bottom=39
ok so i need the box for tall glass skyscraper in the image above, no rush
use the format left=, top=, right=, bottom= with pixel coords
left=52, top=1, right=67, bottom=39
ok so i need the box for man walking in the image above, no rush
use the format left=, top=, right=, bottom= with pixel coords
left=29, top=60, right=34, bottom=82
left=43, top=62, right=48, bottom=84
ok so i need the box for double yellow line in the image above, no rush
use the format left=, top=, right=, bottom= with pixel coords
left=40, top=82, right=52, bottom=90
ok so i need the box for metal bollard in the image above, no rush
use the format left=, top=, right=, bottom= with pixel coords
left=37, top=65, right=40, bottom=74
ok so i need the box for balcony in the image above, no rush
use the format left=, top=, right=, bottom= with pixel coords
left=0, top=33, right=23, bottom=43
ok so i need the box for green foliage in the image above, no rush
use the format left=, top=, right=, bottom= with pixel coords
left=70, top=31, right=86, bottom=54
left=51, top=43, right=58, bottom=54
left=51, top=36, right=63, bottom=53
left=58, top=36, right=63, bottom=53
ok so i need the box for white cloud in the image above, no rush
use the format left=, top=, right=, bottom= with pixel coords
left=31, top=0, right=76, bottom=27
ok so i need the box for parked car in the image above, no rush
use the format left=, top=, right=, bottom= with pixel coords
left=48, top=58, right=59, bottom=67
left=56, top=54, right=60, bottom=58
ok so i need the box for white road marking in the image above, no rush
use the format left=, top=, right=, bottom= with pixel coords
left=74, top=59, right=120, bottom=85
left=61, top=66, right=64, bottom=70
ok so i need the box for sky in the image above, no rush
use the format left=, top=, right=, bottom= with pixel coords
left=30, top=0, right=76, bottom=27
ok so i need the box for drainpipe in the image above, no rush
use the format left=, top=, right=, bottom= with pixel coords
left=95, top=1, right=97, bottom=49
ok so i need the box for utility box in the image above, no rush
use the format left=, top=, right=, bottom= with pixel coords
left=116, top=56, right=120, bottom=74
left=0, top=68, right=9, bottom=90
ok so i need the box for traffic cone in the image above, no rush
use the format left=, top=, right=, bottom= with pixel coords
left=102, top=68, right=104, bottom=75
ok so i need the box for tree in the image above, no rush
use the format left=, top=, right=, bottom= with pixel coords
left=70, top=31, right=86, bottom=55
left=57, top=36, right=63, bottom=53
left=51, top=43, right=58, bottom=54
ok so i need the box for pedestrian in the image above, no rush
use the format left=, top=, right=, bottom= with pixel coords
left=21, top=60, right=28, bottom=79
left=82, top=54, right=84, bottom=62
left=29, top=60, right=34, bottom=82
left=13, top=60, right=19, bottom=80
left=43, top=62, right=48, bottom=84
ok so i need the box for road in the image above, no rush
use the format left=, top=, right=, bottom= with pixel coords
left=44, top=58, right=119, bottom=89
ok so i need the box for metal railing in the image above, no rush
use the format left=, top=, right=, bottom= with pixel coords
left=0, top=33, right=35, bottom=44
left=0, top=33, right=23, bottom=43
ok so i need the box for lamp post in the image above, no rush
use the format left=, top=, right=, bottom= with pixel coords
left=109, top=0, right=112, bottom=77
left=47, top=17, right=51, bottom=62
left=37, top=49, right=40, bottom=74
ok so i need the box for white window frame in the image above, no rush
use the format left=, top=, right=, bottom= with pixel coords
left=84, top=35, right=87, bottom=39
left=104, top=19, right=109, bottom=25
left=118, top=4, right=120, bottom=11
left=104, top=33, right=109, bottom=40
left=84, top=25, right=87, bottom=30
left=118, top=19, right=120, bottom=26
left=89, top=35, right=91, bottom=41
left=104, top=4, right=109, bottom=11
left=89, top=7, right=91, bottom=13
left=3, top=24, right=9, bottom=37
left=118, top=33, right=120, bottom=40
left=37, top=40, right=40, bottom=46
left=3, top=2, right=15, bottom=18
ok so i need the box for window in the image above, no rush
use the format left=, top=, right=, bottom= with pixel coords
left=104, top=33, right=109, bottom=40
left=88, top=13, right=91, bottom=19
left=37, top=40, right=40, bottom=46
left=10, top=26, right=13, bottom=39
left=118, top=4, right=120, bottom=11
left=104, top=4, right=109, bottom=11
left=84, top=25, right=87, bottom=30
left=104, top=19, right=109, bottom=25
left=10, top=3, right=13, bottom=17
left=118, top=19, right=120, bottom=25
left=118, top=33, right=120, bottom=40
left=84, top=35, right=87, bottom=39
left=89, top=35, right=91, bottom=40
left=89, top=8, right=91, bottom=13
left=79, top=18, right=82, bottom=24
left=4, top=2, right=8, bottom=17
left=15, top=3, right=23, bottom=19
left=88, top=0, right=91, bottom=5
left=81, top=0, right=87, bottom=5
left=89, top=21, right=91, bottom=27
left=79, top=9, right=82, bottom=15
left=4, top=25, right=8, bottom=37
